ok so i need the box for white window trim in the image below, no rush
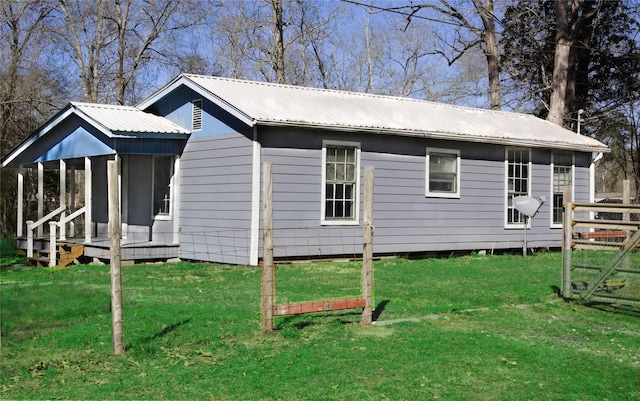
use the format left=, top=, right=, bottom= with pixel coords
left=152, top=155, right=174, bottom=221
left=321, top=140, right=361, bottom=226
left=504, top=147, right=532, bottom=229
left=425, top=147, right=461, bottom=198
left=550, top=152, right=575, bottom=228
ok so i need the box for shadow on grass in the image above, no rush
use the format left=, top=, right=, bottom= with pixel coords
left=133, top=318, right=193, bottom=348
left=372, top=300, right=389, bottom=321
left=551, top=285, right=640, bottom=317
left=586, top=302, right=640, bottom=317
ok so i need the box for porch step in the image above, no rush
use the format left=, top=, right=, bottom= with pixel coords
left=28, top=242, right=86, bottom=268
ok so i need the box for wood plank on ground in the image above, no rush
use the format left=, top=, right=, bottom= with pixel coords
left=273, top=297, right=366, bottom=316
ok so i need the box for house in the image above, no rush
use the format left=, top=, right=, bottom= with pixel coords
left=2, top=74, right=609, bottom=266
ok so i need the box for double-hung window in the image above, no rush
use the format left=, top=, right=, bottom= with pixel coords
left=552, top=152, right=573, bottom=226
left=506, top=148, right=531, bottom=226
left=153, top=155, right=174, bottom=219
left=322, top=141, right=360, bottom=225
left=426, top=148, right=460, bottom=198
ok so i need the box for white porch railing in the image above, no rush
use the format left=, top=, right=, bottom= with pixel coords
left=26, top=206, right=86, bottom=267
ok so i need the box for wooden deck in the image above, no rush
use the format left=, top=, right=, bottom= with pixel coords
left=17, top=237, right=179, bottom=265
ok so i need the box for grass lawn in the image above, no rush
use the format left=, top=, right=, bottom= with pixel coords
left=1, top=252, right=639, bottom=400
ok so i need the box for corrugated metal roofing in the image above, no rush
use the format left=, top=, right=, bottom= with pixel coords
left=173, top=74, right=608, bottom=153
left=71, top=102, right=189, bottom=135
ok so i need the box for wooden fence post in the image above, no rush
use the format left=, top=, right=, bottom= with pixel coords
left=108, top=160, right=124, bottom=355
left=562, top=201, right=573, bottom=299
left=622, top=180, right=631, bottom=270
left=362, top=166, right=374, bottom=325
left=261, top=162, right=274, bottom=333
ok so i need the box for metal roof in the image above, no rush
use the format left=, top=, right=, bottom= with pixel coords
left=71, top=102, right=189, bottom=136
left=146, top=74, right=608, bottom=153
left=1, top=102, right=190, bottom=167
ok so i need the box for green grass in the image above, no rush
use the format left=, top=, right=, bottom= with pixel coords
left=1, top=252, right=639, bottom=400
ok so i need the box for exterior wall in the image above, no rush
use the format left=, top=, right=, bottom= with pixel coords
left=259, top=126, right=594, bottom=259
left=90, top=154, right=179, bottom=244
left=147, top=85, right=256, bottom=264
left=145, top=85, right=598, bottom=264
left=178, top=133, right=254, bottom=264
left=91, top=155, right=109, bottom=225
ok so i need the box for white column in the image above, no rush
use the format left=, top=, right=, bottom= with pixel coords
left=49, top=221, right=57, bottom=267
left=17, top=165, right=24, bottom=237
left=37, top=162, right=43, bottom=237
left=69, top=166, right=76, bottom=237
left=85, top=157, right=92, bottom=243
left=250, top=127, right=261, bottom=266
left=59, top=159, right=67, bottom=240
left=172, top=156, right=181, bottom=244
left=116, top=154, right=126, bottom=239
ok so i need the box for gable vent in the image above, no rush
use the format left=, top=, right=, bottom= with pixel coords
left=192, top=99, right=203, bottom=131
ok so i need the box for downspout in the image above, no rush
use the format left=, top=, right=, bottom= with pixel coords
left=250, top=124, right=261, bottom=266
left=590, top=152, right=603, bottom=203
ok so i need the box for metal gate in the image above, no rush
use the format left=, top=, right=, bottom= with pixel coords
left=562, top=202, right=640, bottom=307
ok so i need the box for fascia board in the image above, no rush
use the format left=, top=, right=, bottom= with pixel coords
left=2, top=105, right=117, bottom=168
left=2, top=107, right=75, bottom=167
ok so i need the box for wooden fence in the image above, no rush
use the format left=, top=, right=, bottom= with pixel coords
left=562, top=201, right=640, bottom=307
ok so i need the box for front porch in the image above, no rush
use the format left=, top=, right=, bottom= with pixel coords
left=2, top=102, right=190, bottom=267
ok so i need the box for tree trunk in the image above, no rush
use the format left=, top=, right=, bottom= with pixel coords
left=472, top=0, right=500, bottom=110
left=547, top=0, right=573, bottom=126
left=271, top=0, right=286, bottom=84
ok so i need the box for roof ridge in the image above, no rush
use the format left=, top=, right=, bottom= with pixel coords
left=182, top=74, right=533, bottom=118
left=71, top=101, right=139, bottom=110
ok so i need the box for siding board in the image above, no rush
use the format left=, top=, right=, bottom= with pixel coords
left=258, top=129, right=582, bottom=259
left=178, top=132, right=253, bottom=264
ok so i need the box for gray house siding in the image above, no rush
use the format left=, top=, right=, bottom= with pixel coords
left=258, top=126, right=593, bottom=259
left=145, top=85, right=256, bottom=264
left=178, top=132, right=254, bottom=265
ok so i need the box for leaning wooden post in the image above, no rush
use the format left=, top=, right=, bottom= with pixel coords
left=261, top=162, right=274, bottom=333
left=362, top=166, right=374, bottom=325
left=108, top=160, right=124, bottom=355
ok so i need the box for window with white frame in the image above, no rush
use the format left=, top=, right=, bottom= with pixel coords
left=426, top=148, right=460, bottom=197
left=153, top=155, right=174, bottom=217
left=506, top=148, right=531, bottom=225
left=552, top=152, right=573, bottom=225
left=322, top=141, right=360, bottom=224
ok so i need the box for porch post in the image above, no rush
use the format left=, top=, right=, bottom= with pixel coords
left=59, top=159, right=67, bottom=240
left=69, top=166, right=76, bottom=237
left=172, top=156, right=181, bottom=244
left=85, top=157, right=92, bottom=243
left=17, top=165, right=23, bottom=237
left=37, top=162, right=43, bottom=237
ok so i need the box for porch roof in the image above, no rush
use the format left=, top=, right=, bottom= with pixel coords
left=139, top=74, right=609, bottom=153
left=2, top=102, right=190, bottom=168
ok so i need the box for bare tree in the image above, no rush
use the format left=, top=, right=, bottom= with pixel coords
left=50, top=0, right=206, bottom=104
left=1, top=0, right=57, bottom=147
left=344, top=0, right=501, bottom=109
